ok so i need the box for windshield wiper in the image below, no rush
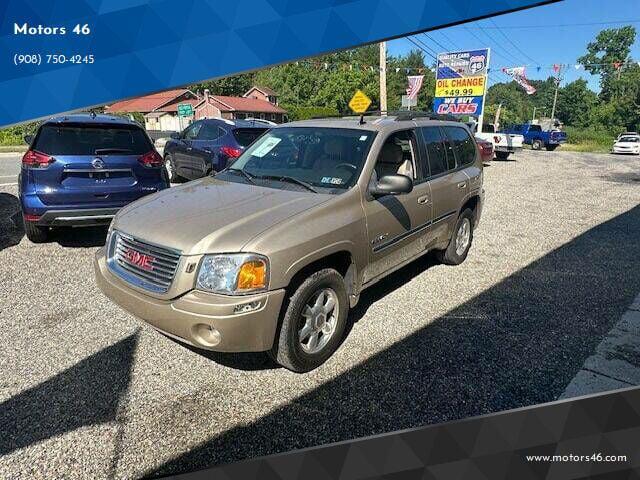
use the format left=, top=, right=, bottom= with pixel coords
left=225, top=168, right=256, bottom=185
left=94, top=148, right=132, bottom=154
left=254, top=174, right=318, bottom=193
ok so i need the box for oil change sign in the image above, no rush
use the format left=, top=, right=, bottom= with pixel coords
left=433, top=49, right=490, bottom=117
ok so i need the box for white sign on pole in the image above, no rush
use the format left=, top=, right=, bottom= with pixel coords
left=401, top=95, right=417, bottom=109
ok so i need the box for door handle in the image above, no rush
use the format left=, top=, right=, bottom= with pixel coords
left=457, top=182, right=467, bottom=189
left=417, top=195, right=430, bottom=205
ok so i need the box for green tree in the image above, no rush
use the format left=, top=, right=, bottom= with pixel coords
left=555, top=79, right=599, bottom=127
left=577, top=26, right=636, bottom=100
left=191, top=73, right=256, bottom=97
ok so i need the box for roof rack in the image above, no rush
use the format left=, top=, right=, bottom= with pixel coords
left=309, top=110, right=461, bottom=122
left=392, top=111, right=461, bottom=122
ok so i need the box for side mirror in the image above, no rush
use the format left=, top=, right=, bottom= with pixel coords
left=169, top=132, right=180, bottom=140
left=24, top=134, right=33, bottom=145
left=370, top=174, right=413, bottom=196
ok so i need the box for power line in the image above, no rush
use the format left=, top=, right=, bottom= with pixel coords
left=406, top=37, right=437, bottom=61
left=474, top=22, right=522, bottom=65
left=464, top=19, right=640, bottom=29
left=436, top=29, right=460, bottom=51
left=422, top=33, right=448, bottom=53
left=487, top=18, right=540, bottom=65
left=462, top=26, right=513, bottom=64
left=410, top=36, right=439, bottom=59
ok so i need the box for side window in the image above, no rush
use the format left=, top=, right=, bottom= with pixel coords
left=443, top=126, right=476, bottom=167
left=373, top=130, right=418, bottom=181
left=183, top=121, right=202, bottom=140
left=198, top=123, right=224, bottom=141
left=420, top=127, right=448, bottom=176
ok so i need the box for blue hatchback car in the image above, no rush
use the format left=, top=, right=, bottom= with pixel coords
left=163, top=118, right=268, bottom=182
left=20, top=113, right=168, bottom=242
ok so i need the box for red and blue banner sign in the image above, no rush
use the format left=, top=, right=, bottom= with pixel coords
left=433, top=48, right=490, bottom=117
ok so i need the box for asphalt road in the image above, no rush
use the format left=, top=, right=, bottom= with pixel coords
left=1, top=150, right=640, bottom=479
left=0, top=154, right=20, bottom=186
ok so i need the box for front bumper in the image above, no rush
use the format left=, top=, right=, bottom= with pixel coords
left=494, top=146, right=522, bottom=153
left=612, top=148, right=640, bottom=155
left=94, top=249, right=286, bottom=352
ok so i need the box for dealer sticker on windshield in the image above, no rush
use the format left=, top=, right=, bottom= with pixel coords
left=321, top=177, right=344, bottom=185
left=252, top=137, right=281, bottom=157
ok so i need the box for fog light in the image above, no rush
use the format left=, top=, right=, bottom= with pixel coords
left=193, top=324, right=221, bottom=346
left=234, top=300, right=262, bottom=314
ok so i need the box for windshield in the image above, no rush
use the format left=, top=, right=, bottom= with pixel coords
left=619, top=136, right=639, bottom=143
left=33, top=123, right=152, bottom=155
left=222, top=127, right=376, bottom=193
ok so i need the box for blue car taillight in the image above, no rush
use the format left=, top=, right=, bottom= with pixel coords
left=22, top=150, right=54, bottom=169
left=138, top=150, right=163, bottom=168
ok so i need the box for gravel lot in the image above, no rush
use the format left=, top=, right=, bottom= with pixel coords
left=1, top=150, right=640, bottom=479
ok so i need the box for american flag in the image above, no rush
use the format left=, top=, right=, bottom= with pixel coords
left=406, top=75, right=424, bottom=100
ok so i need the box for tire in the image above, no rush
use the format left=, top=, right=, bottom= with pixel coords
left=532, top=139, right=543, bottom=150
left=545, top=144, right=558, bottom=151
left=164, top=154, right=182, bottom=183
left=24, top=220, right=49, bottom=243
left=270, top=268, right=349, bottom=372
left=495, top=151, right=510, bottom=160
left=435, top=209, right=475, bottom=266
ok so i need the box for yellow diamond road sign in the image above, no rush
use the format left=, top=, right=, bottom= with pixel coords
left=348, top=90, right=372, bottom=114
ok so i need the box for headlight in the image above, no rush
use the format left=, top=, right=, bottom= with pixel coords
left=196, top=254, right=269, bottom=295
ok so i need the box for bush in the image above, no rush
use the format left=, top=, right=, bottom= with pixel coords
left=0, top=122, right=39, bottom=146
left=283, top=105, right=339, bottom=121
left=562, top=126, right=616, bottom=153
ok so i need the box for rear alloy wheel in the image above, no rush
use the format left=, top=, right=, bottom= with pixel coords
left=270, top=268, right=348, bottom=372
left=24, top=220, right=49, bottom=243
left=436, top=209, right=475, bottom=265
left=532, top=139, right=543, bottom=150
left=164, top=154, right=181, bottom=183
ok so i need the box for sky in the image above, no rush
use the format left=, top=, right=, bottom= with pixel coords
left=388, top=0, right=640, bottom=92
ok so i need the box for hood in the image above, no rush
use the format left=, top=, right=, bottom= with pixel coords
left=112, top=177, right=332, bottom=255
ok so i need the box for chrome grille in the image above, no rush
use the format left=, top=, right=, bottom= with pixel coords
left=108, top=231, right=181, bottom=293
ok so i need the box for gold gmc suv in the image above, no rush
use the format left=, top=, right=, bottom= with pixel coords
left=95, top=113, right=484, bottom=372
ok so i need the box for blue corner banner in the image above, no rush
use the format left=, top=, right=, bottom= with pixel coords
left=0, top=0, right=555, bottom=127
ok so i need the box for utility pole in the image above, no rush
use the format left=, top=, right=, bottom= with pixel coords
left=550, top=65, right=562, bottom=121
left=379, top=41, right=387, bottom=114
left=532, top=106, right=536, bottom=122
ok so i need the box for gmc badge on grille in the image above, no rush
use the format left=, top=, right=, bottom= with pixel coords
left=124, top=248, right=155, bottom=271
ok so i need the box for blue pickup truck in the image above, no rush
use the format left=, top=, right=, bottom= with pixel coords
left=502, top=123, right=567, bottom=151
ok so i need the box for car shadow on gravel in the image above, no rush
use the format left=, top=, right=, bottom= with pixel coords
left=177, top=342, right=279, bottom=371
left=0, top=193, right=24, bottom=251
left=149, top=204, right=640, bottom=478
left=52, top=226, right=109, bottom=248
left=0, top=332, right=138, bottom=456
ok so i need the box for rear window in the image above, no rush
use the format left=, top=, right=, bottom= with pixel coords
left=233, top=128, right=268, bottom=147
left=529, top=125, right=542, bottom=132
left=33, top=124, right=152, bottom=155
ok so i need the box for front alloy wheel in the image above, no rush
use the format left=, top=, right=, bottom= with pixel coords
left=299, top=288, right=339, bottom=354
left=271, top=268, right=349, bottom=372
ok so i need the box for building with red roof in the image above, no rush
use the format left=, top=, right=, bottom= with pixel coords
left=105, top=87, right=287, bottom=132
